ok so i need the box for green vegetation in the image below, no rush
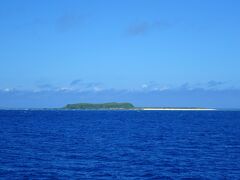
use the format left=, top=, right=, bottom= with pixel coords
left=64, top=102, right=135, bottom=110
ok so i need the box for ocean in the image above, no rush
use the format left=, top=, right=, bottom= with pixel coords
left=0, top=110, right=239, bottom=179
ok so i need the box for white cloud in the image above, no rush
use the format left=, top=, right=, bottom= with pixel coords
left=141, top=82, right=170, bottom=91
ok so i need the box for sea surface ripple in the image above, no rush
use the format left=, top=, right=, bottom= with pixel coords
left=0, top=110, right=240, bottom=179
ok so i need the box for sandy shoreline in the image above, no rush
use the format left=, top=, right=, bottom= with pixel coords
left=141, top=108, right=216, bottom=111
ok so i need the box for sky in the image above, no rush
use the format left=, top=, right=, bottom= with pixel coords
left=0, top=0, right=240, bottom=108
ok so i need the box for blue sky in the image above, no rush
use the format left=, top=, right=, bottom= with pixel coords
left=0, top=0, right=240, bottom=108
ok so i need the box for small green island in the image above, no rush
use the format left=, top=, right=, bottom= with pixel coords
left=63, top=102, right=216, bottom=111
left=64, top=102, right=135, bottom=110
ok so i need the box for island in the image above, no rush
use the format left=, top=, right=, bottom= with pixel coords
left=64, top=102, right=135, bottom=110
left=63, top=102, right=216, bottom=111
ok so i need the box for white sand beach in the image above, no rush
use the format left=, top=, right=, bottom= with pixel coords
left=142, top=108, right=216, bottom=111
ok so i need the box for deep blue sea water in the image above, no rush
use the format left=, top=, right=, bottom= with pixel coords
left=0, top=110, right=240, bottom=179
